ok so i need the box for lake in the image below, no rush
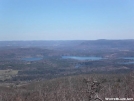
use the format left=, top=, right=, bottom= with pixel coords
left=120, top=57, right=134, bottom=64
left=122, top=57, right=134, bottom=60
left=120, top=62, right=134, bottom=64
left=22, top=57, right=43, bottom=61
left=62, top=56, right=103, bottom=61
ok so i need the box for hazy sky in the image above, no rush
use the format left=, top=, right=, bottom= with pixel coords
left=0, top=0, right=134, bottom=40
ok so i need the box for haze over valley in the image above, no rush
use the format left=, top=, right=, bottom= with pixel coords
left=0, top=0, right=134, bottom=100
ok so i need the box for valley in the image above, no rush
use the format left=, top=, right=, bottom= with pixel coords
left=0, top=40, right=134, bottom=101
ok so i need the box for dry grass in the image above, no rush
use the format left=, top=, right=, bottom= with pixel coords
left=0, top=69, right=18, bottom=81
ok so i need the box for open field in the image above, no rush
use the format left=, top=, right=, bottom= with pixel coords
left=0, top=69, right=18, bottom=81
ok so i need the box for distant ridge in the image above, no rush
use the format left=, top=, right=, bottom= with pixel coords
left=79, top=40, right=134, bottom=50
left=0, top=40, right=134, bottom=50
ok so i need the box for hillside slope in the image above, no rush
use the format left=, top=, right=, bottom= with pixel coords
left=0, top=73, right=134, bottom=101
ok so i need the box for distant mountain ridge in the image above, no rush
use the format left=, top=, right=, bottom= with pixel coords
left=0, top=40, right=134, bottom=50
left=80, top=40, right=134, bottom=50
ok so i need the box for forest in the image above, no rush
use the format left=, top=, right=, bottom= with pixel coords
left=0, top=40, right=134, bottom=101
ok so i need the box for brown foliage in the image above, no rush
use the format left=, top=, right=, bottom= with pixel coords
left=0, top=73, right=134, bottom=101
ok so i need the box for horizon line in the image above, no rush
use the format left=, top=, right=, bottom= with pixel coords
left=0, top=39, right=134, bottom=41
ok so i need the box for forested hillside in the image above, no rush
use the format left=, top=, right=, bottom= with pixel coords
left=0, top=73, right=134, bottom=101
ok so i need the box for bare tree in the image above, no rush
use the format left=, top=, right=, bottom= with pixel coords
left=84, top=78, right=103, bottom=101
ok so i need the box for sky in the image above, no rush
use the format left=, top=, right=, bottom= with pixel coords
left=0, top=0, right=134, bottom=40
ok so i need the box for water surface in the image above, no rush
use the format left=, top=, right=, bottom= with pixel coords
left=119, top=57, right=134, bottom=64
left=62, top=56, right=103, bottom=61
left=121, top=57, right=134, bottom=60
